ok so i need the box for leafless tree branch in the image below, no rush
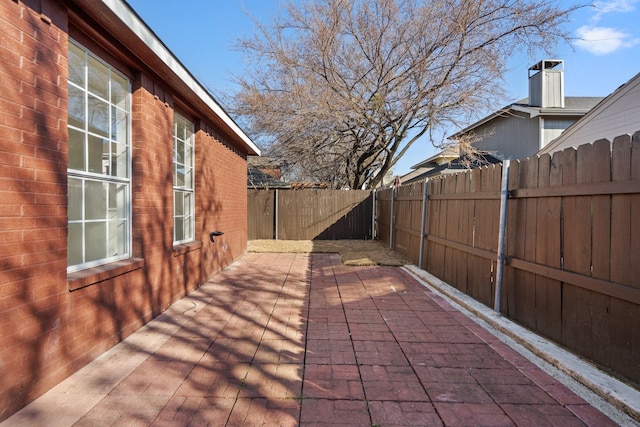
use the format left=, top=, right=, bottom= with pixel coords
left=229, top=0, right=582, bottom=188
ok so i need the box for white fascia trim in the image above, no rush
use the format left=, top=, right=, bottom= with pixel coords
left=102, top=0, right=261, bottom=156
left=538, top=110, right=590, bottom=116
left=539, top=116, right=544, bottom=149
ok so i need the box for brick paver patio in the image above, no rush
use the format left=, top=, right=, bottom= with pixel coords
left=3, top=252, right=617, bottom=426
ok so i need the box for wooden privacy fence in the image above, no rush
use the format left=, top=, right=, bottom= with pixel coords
left=248, top=189, right=373, bottom=240
left=377, top=134, right=640, bottom=386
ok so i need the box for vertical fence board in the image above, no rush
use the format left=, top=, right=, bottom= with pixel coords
left=504, top=160, right=520, bottom=316
left=473, top=166, right=496, bottom=306
left=444, top=175, right=458, bottom=287
left=248, top=190, right=275, bottom=239
left=393, top=182, right=423, bottom=265
left=514, top=157, right=538, bottom=329
left=609, top=135, right=638, bottom=382
left=377, top=189, right=392, bottom=243
left=359, top=135, right=640, bottom=385
left=559, top=147, right=578, bottom=352
left=610, top=298, right=640, bottom=383
left=611, top=135, right=632, bottom=285
left=561, top=146, right=594, bottom=358
left=590, top=139, right=613, bottom=368
left=630, top=133, right=640, bottom=288
left=444, top=175, right=456, bottom=287
left=569, top=144, right=594, bottom=274
left=591, top=139, right=613, bottom=281
left=490, top=165, right=502, bottom=295
left=509, top=160, right=524, bottom=319
left=408, top=182, right=425, bottom=265
left=533, top=153, right=562, bottom=342
left=395, top=186, right=407, bottom=257
left=575, top=144, right=597, bottom=360
left=419, top=182, right=428, bottom=269
left=456, top=173, right=471, bottom=294
left=443, top=174, right=458, bottom=288
left=249, top=189, right=372, bottom=240
left=468, top=168, right=483, bottom=303
left=429, top=178, right=446, bottom=279
left=628, top=134, right=640, bottom=382
left=488, top=165, right=502, bottom=302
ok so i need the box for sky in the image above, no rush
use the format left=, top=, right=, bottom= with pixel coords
left=125, top=0, right=640, bottom=175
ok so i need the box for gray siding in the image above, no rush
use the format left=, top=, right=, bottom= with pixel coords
left=472, top=112, right=540, bottom=160
left=529, top=69, right=564, bottom=108
left=540, top=73, right=640, bottom=154
left=542, top=70, right=564, bottom=108
left=542, top=118, right=578, bottom=148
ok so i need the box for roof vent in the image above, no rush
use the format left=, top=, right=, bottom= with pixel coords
left=528, top=59, right=564, bottom=108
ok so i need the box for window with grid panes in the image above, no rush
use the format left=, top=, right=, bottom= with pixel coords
left=173, top=113, right=195, bottom=244
left=67, top=40, right=131, bottom=272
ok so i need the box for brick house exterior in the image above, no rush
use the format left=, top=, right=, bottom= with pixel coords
left=0, top=0, right=260, bottom=420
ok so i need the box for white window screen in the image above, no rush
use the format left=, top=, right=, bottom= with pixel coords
left=173, top=113, right=195, bottom=244
left=67, top=40, right=131, bottom=272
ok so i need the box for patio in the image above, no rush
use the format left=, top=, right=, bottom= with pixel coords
left=2, top=252, right=618, bottom=426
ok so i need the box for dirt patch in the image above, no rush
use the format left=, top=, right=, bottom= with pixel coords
left=247, top=239, right=408, bottom=266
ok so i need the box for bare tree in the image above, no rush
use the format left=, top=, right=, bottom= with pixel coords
left=230, top=0, right=579, bottom=189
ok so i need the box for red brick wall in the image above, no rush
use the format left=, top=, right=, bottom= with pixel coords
left=0, top=0, right=249, bottom=420
left=198, top=122, right=249, bottom=277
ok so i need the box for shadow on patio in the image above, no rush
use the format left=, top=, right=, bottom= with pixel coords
left=3, top=252, right=619, bottom=426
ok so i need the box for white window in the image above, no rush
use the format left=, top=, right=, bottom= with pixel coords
left=67, top=40, right=131, bottom=272
left=173, top=113, right=195, bottom=244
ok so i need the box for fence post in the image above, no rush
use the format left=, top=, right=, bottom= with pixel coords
left=371, top=189, right=376, bottom=240
left=494, top=160, right=510, bottom=313
left=389, top=187, right=395, bottom=249
left=418, top=179, right=429, bottom=270
left=274, top=189, right=279, bottom=240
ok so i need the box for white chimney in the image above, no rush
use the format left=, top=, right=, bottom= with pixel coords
left=528, top=60, right=564, bottom=108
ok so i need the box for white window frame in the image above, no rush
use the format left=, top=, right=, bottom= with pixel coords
left=173, top=113, right=195, bottom=244
left=67, top=39, right=132, bottom=273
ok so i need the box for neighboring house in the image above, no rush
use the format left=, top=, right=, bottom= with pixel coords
left=248, top=167, right=291, bottom=189
left=247, top=157, right=291, bottom=189
left=380, top=168, right=396, bottom=188
left=366, top=167, right=395, bottom=188
left=0, top=0, right=260, bottom=420
left=450, top=60, right=603, bottom=160
left=412, top=153, right=502, bottom=183
left=539, top=71, right=640, bottom=155
left=246, top=157, right=334, bottom=189
left=400, top=147, right=460, bottom=184
left=402, top=60, right=603, bottom=183
left=248, top=156, right=284, bottom=179
left=402, top=150, right=501, bottom=184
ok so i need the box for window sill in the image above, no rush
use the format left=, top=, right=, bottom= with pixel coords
left=173, top=241, right=203, bottom=257
left=67, top=258, right=145, bottom=291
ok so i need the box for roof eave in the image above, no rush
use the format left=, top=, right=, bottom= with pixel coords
left=448, top=106, right=514, bottom=139
left=81, top=0, right=261, bottom=156
left=514, top=105, right=591, bottom=118
left=449, top=105, right=591, bottom=139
